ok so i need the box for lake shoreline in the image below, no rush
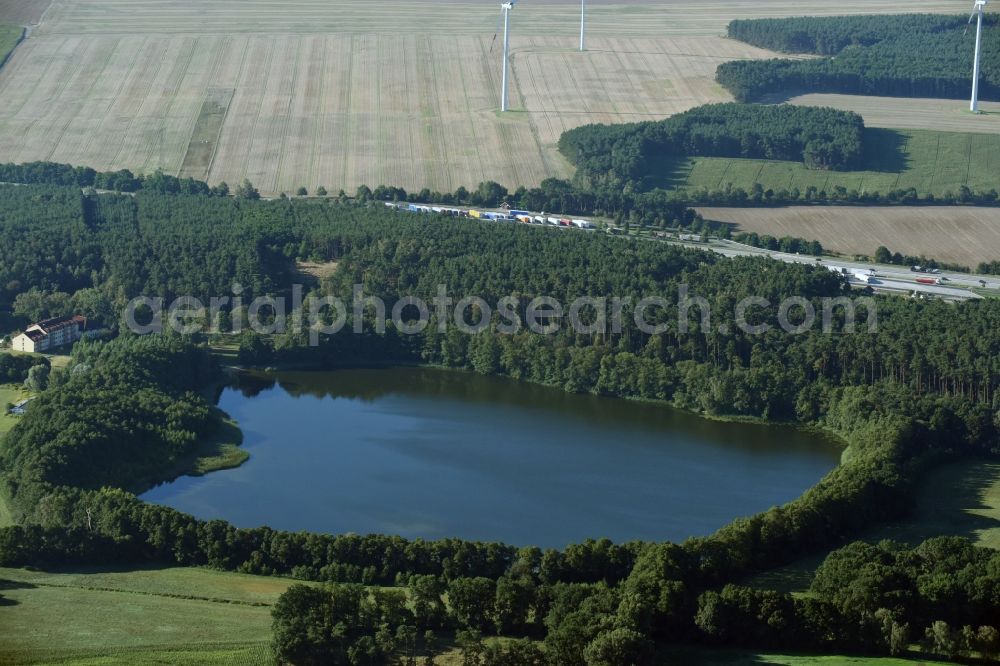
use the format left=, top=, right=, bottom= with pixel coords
left=143, top=364, right=844, bottom=548
left=218, top=355, right=849, bottom=453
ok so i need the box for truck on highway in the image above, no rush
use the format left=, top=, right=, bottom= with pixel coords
left=916, top=277, right=942, bottom=285
left=852, top=271, right=873, bottom=284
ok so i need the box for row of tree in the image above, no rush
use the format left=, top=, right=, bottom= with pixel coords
left=559, top=103, right=866, bottom=189
left=0, top=161, right=235, bottom=197
left=873, top=245, right=970, bottom=274
left=720, top=14, right=1000, bottom=102
left=977, top=260, right=1000, bottom=275
left=696, top=536, right=1000, bottom=659
left=733, top=232, right=824, bottom=256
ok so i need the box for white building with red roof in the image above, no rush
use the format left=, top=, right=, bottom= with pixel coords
left=11, top=315, right=87, bottom=353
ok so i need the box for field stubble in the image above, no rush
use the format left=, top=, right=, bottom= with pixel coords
left=0, top=0, right=977, bottom=193
left=697, top=205, right=1000, bottom=267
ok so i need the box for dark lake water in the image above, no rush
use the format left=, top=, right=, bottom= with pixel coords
left=142, top=367, right=841, bottom=548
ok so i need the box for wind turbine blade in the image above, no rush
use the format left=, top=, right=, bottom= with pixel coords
left=965, top=10, right=976, bottom=36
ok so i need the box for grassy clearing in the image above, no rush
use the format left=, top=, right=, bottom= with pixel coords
left=675, top=129, right=1000, bottom=198
left=177, top=89, right=233, bottom=181
left=1, top=644, right=274, bottom=666
left=295, top=259, right=340, bottom=282
left=0, top=565, right=307, bottom=605
left=0, top=349, right=71, bottom=371
left=0, top=383, right=27, bottom=438
left=862, top=460, right=1000, bottom=550
left=746, top=459, right=1000, bottom=594
left=0, top=382, right=19, bottom=526
left=0, top=566, right=281, bottom=666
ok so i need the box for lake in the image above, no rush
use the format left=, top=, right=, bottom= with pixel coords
left=142, top=367, right=841, bottom=548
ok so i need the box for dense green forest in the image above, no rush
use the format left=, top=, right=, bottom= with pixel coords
left=559, top=103, right=865, bottom=189
left=0, top=183, right=999, bottom=662
left=719, top=14, right=1000, bottom=102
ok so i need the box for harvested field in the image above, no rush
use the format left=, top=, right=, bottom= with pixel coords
left=31, top=0, right=966, bottom=38
left=0, top=0, right=51, bottom=26
left=0, top=29, right=766, bottom=192
left=0, top=0, right=975, bottom=194
left=779, top=93, right=1000, bottom=134
left=697, top=206, right=1000, bottom=266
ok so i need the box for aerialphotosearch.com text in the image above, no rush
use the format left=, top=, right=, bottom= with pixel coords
left=125, top=284, right=877, bottom=345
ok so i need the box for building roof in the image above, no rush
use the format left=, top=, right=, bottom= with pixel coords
left=32, top=314, right=86, bottom=334
left=17, top=330, right=46, bottom=342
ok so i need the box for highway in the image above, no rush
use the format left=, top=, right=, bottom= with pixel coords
left=389, top=202, right=999, bottom=301
left=706, top=240, right=996, bottom=300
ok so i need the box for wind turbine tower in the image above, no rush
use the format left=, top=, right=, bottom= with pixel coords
left=968, top=0, right=988, bottom=113
left=580, top=0, right=586, bottom=51
left=500, top=0, right=518, bottom=112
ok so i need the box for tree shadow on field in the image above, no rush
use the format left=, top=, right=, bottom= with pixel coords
left=46, top=562, right=176, bottom=576
left=638, top=154, right=696, bottom=191
left=660, top=646, right=833, bottom=665
left=867, top=459, right=1000, bottom=547
left=862, top=127, right=909, bottom=173
left=0, top=578, right=36, bottom=606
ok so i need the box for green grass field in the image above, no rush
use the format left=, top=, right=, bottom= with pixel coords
left=0, top=383, right=27, bottom=439
left=0, top=24, right=22, bottom=67
left=747, top=458, right=1000, bottom=594
left=663, top=647, right=952, bottom=665
left=663, top=129, right=1000, bottom=197
left=0, top=566, right=293, bottom=665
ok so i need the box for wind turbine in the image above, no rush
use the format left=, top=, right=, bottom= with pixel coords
left=967, top=0, right=988, bottom=113
left=580, top=0, right=586, bottom=51
left=495, top=0, right=517, bottom=112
